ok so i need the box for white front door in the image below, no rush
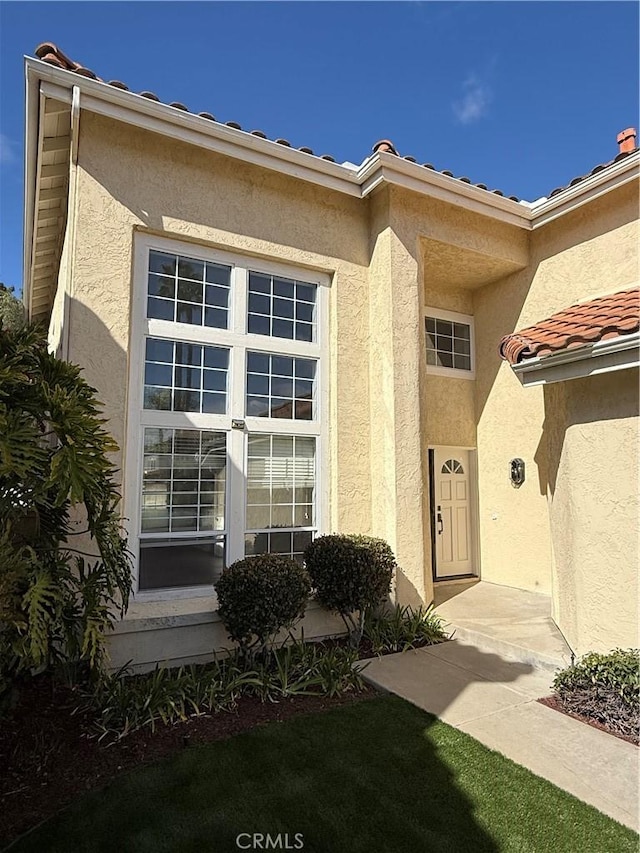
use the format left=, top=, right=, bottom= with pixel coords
left=433, top=447, right=474, bottom=578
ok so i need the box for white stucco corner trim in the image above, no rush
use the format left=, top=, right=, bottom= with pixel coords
left=511, top=332, right=640, bottom=387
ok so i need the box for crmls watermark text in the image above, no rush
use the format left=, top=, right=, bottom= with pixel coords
left=236, top=833, right=304, bottom=850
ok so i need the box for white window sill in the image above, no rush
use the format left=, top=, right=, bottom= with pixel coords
left=426, top=365, right=475, bottom=381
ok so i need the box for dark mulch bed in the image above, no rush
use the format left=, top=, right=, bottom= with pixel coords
left=537, top=695, right=639, bottom=746
left=0, top=675, right=376, bottom=850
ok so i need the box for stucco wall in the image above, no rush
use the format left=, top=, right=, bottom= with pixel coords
left=544, top=369, right=639, bottom=654
left=473, top=183, right=638, bottom=594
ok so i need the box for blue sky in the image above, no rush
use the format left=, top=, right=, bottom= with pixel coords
left=1, top=1, right=638, bottom=294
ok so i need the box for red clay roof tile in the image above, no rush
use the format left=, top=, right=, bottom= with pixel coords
left=499, top=288, right=640, bottom=364
left=33, top=42, right=638, bottom=202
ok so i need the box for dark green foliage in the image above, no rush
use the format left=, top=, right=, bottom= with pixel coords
left=0, top=284, right=25, bottom=332
left=304, top=534, right=395, bottom=646
left=0, top=323, right=132, bottom=693
left=216, top=554, right=311, bottom=653
left=14, top=696, right=638, bottom=853
left=553, top=648, right=639, bottom=741
left=364, top=604, right=448, bottom=654
left=79, top=641, right=367, bottom=742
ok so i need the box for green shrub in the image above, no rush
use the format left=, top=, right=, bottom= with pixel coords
left=304, top=534, right=395, bottom=646
left=79, top=641, right=367, bottom=743
left=364, top=604, right=448, bottom=654
left=216, top=554, right=311, bottom=655
left=552, top=648, right=639, bottom=742
left=553, top=649, right=639, bottom=704
left=0, top=323, right=132, bottom=695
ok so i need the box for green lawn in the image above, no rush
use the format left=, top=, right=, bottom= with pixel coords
left=10, top=695, right=637, bottom=853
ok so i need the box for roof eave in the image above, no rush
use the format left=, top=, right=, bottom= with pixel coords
left=528, top=151, right=640, bottom=229
left=511, top=331, right=640, bottom=387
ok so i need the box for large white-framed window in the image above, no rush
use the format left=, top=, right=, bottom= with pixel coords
left=424, top=307, right=475, bottom=380
left=124, top=234, right=329, bottom=600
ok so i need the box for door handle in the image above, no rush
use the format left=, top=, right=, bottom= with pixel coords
left=437, top=512, right=443, bottom=535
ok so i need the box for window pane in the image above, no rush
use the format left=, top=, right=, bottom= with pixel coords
left=146, top=338, right=173, bottom=363
left=203, top=370, right=227, bottom=392
left=142, top=428, right=226, bottom=541
left=453, top=354, right=471, bottom=371
left=425, top=317, right=436, bottom=335
left=247, top=396, right=271, bottom=417
left=248, top=314, right=270, bottom=335
left=202, top=392, right=226, bottom=414
left=173, top=390, right=200, bottom=412
left=148, top=297, right=175, bottom=321
left=453, top=323, right=470, bottom=340
left=177, top=280, right=203, bottom=303
left=273, top=278, right=295, bottom=299
left=438, top=351, right=454, bottom=368
left=178, top=257, right=205, bottom=281
left=295, top=322, right=313, bottom=342
left=248, top=272, right=317, bottom=340
left=175, top=342, right=202, bottom=366
left=436, top=319, right=453, bottom=336
left=139, top=537, right=225, bottom=589
left=205, top=285, right=229, bottom=308
left=249, top=293, right=270, bottom=315
left=144, top=339, right=229, bottom=414
left=204, top=347, right=229, bottom=370
left=273, top=297, right=294, bottom=319
left=149, top=251, right=176, bottom=276
left=247, top=374, right=269, bottom=395
left=246, top=354, right=316, bottom=421
left=249, top=272, right=271, bottom=294
left=272, top=319, right=294, bottom=339
left=296, top=283, right=316, bottom=304
left=177, top=303, right=202, bottom=325
left=247, top=352, right=270, bottom=374
left=205, top=263, right=231, bottom=286
left=148, top=274, right=175, bottom=298
left=143, top=387, right=171, bottom=410
left=245, top=436, right=316, bottom=554
left=272, top=356, right=293, bottom=376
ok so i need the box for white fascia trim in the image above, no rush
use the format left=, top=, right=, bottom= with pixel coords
left=529, top=152, right=640, bottom=229
left=512, top=332, right=640, bottom=387
left=358, top=153, right=532, bottom=228
left=28, top=59, right=361, bottom=197
left=22, top=65, right=41, bottom=314
left=24, top=57, right=640, bottom=240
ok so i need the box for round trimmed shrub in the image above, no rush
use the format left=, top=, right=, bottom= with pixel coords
left=304, top=534, right=396, bottom=619
left=216, top=554, right=311, bottom=651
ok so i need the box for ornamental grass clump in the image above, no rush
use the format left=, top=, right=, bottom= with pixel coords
left=304, top=534, right=395, bottom=647
left=216, top=554, right=311, bottom=658
left=552, top=648, right=639, bottom=742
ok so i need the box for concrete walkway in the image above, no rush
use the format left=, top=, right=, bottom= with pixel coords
left=434, top=581, right=573, bottom=671
left=359, top=639, right=639, bottom=832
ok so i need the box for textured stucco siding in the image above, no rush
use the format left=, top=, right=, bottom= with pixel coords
left=544, top=370, right=639, bottom=654
left=473, top=184, right=639, bottom=595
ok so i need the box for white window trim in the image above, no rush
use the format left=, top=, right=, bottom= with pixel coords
left=424, top=306, right=476, bottom=380
left=123, top=233, right=330, bottom=602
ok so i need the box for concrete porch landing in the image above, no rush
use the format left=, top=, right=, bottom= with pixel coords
left=433, top=580, right=573, bottom=672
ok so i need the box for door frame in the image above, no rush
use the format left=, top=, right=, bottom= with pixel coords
left=428, top=445, right=480, bottom=583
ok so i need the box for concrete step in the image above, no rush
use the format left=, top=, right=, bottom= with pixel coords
left=433, top=582, right=574, bottom=674
left=444, top=623, right=572, bottom=673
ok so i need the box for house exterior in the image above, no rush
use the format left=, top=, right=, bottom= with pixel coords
left=22, top=43, right=639, bottom=669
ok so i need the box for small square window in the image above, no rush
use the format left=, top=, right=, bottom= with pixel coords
left=425, top=313, right=474, bottom=377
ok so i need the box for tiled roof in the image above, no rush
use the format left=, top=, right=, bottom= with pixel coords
left=546, top=149, right=638, bottom=198
left=34, top=42, right=338, bottom=162
left=499, top=288, right=640, bottom=365
left=34, top=42, right=637, bottom=205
